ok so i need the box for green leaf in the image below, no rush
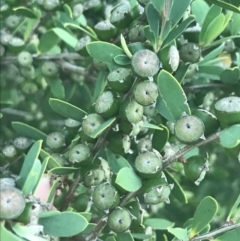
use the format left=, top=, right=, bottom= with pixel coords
left=106, top=236, right=117, bottom=241
left=191, top=0, right=210, bottom=25
left=152, top=124, right=169, bottom=152
left=227, top=194, right=240, bottom=221
left=48, top=167, right=78, bottom=175
left=200, top=5, right=222, bottom=44
left=93, top=71, right=108, bottom=102
left=89, top=117, right=116, bottom=139
left=220, top=125, right=240, bottom=148
left=202, top=14, right=225, bottom=45
left=151, top=0, right=165, bottom=12
left=220, top=67, right=240, bottom=84
left=164, top=171, right=188, bottom=204
left=197, top=65, right=224, bottom=80
left=12, top=122, right=47, bottom=141
left=162, top=16, right=195, bottom=48
left=114, top=55, right=131, bottom=66
left=144, top=218, right=175, bottom=230
left=229, top=13, right=240, bottom=35
left=38, top=212, right=88, bottom=237
left=39, top=30, right=60, bottom=53
left=209, top=0, right=240, bottom=13
left=115, top=167, right=142, bottom=192
left=49, top=98, right=87, bottom=121
left=140, top=176, right=168, bottom=194
left=45, top=77, right=65, bottom=99
left=157, top=70, right=190, bottom=122
left=116, top=232, right=134, bottom=241
left=169, top=0, right=192, bottom=28
left=190, top=196, right=218, bottom=238
left=13, top=7, right=38, bottom=18
left=142, top=122, right=163, bottom=131
left=16, top=140, right=42, bottom=195
left=214, top=227, right=240, bottom=241
left=86, top=41, right=124, bottom=70
left=40, top=149, right=61, bottom=169
left=47, top=178, right=60, bottom=203
left=167, top=227, right=188, bottom=241
left=52, top=28, right=78, bottom=48
left=106, top=149, right=131, bottom=173
left=144, top=25, right=156, bottom=49
left=174, top=63, right=190, bottom=83
left=0, top=222, right=23, bottom=241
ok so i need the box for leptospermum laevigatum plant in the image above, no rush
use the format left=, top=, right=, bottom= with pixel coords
left=1, top=0, right=240, bottom=240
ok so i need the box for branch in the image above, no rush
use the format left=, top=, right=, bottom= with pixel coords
left=162, top=132, right=220, bottom=169
left=191, top=222, right=240, bottom=241
left=58, top=61, right=86, bottom=75
left=183, top=83, right=233, bottom=92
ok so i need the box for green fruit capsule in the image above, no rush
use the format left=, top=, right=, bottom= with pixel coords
left=68, top=144, right=91, bottom=165
left=84, top=169, right=105, bottom=187
left=95, top=91, right=119, bottom=118
left=0, top=187, right=26, bottom=220
left=75, top=35, right=91, bottom=56
left=22, top=82, right=38, bottom=95
left=5, top=15, right=20, bottom=29
left=92, top=182, right=120, bottom=210
left=0, top=178, right=15, bottom=189
left=46, top=132, right=65, bottom=150
left=132, top=49, right=160, bottom=77
left=43, top=0, right=60, bottom=11
left=137, top=138, right=152, bottom=153
left=20, top=65, right=35, bottom=79
left=133, top=80, right=159, bottom=106
left=73, top=193, right=91, bottom=212
left=2, top=145, right=17, bottom=159
left=135, top=152, right=162, bottom=178
left=41, top=61, right=59, bottom=77
left=192, top=109, right=219, bottom=136
left=144, top=184, right=172, bottom=204
left=119, top=99, right=143, bottom=124
left=94, top=20, right=117, bottom=40
left=143, top=104, right=157, bottom=118
left=82, top=113, right=104, bottom=137
left=64, top=118, right=81, bottom=129
left=18, top=51, right=33, bottom=67
left=110, top=3, right=133, bottom=29
left=83, top=0, right=102, bottom=12
left=72, top=3, right=83, bottom=19
left=214, top=96, right=240, bottom=128
left=13, top=137, right=32, bottom=152
left=51, top=153, right=66, bottom=166
left=107, top=68, right=134, bottom=92
left=174, top=115, right=205, bottom=144
left=108, top=207, right=132, bottom=233
left=184, top=155, right=209, bottom=185
left=179, top=43, right=201, bottom=63
left=158, top=45, right=180, bottom=72
left=128, top=23, right=146, bottom=42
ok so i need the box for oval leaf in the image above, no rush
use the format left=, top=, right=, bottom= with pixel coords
left=38, top=212, right=88, bottom=237
left=115, top=167, right=142, bottom=192
left=0, top=222, right=23, bottom=241
left=39, top=30, right=60, bottom=53
left=13, top=7, right=38, bottom=18
left=168, top=227, right=188, bottom=241
left=49, top=98, right=87, bottom=121
left=48, top=167, right=78, bottom=175
left=220, top=125, right=240, bottom=148
left=152, top=124, right=169, bottom=153
left=52, top=28, right=78, bottom=48
left=190, top=196, right=218, bottom=238
left=144, top=218, right=175, bottom=230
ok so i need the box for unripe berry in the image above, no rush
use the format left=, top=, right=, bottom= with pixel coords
left=137, top=138, right=152, bottom=153
left=92, top=182, right=119, bottom=210
left=51, top=153, right=66, bottom=166
left=84, top=169, right=105, bottom=187
left=143, top=104, right=158, bottom=118
left=18, top=51, right=33, bottom=67
left=0, top=187, right=26, bottom=220
left=108, top=207, right=132, bottom=233
left=132, top=49, right=160, bottom=77
left=22, top=82, right=38, bottom=95
left=128, top=23, right=146, bottom=42
left=135, top=152, right=162, bottom=178
left=72, top=3, right=83, bottom=19
left=75, top=35, right=91, bottom=56
left=73, top=193, right=91, bottom=212
left=46, top=132, right=65, bottom=150
left=107, top=68, right=134, bottom=92
left=82, top=113, right=104, bottom=137
left=20, top=65, right=35, bottom=79
left=68, top=144, right=91, bottom=165
left=144, top=185, right=172, bottom=204
left=133, top=80, right=159, bottom=106
left=0, top=178, right=15, bottom=189
left=179, top=43, right=201, bottom=63
left=13, top=137, right=32, bottom=152
left=174, top=115, right=205, bottom=144
left=2, top=145, right=17, bottom=159
left=5, top=15, right=20, bottom=29
left=94, top=20, right=117, bottom=41
left=43, top=0, right=59, bottom=11
left=83, top=0, right=102, bottom=12
left=41, top=61, right=59, bottom=77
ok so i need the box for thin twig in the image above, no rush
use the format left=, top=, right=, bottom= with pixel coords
left=191, top=222, right=240, bottom=241
left=58, top=61, right=86, bottom=75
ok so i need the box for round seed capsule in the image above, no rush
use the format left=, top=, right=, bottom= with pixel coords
left=75, top=35, right=91, bottom=56
left=22, top=82, right=38, bottom=95
left=82, top=113, right=104, bottom=137
left=20, top=65, right=35, bottom=79
left=110, top=3, right=133, bottom=29
left=18, top=51, right=33, bottom=67
left=73, top=193, right=91, bottom=212
left=108, top=208, right=132, bottom=233
left=0, top=178, right=15, bottom=189
left=43, top=0, right=59, bottom=11
left=137, top=138, right=152, bottom=153
left=68, top=144, right=91, bottom=165
left=119, top=100, right=143, bottom=124
left=133, top=80, right=159, bottom=106
left=128, top=23, right=146, bottom=43
left=92, top=183, right=119, bottom=210
left=41, top=61, right=59, bottom=77
left=0, top=187, right=26, bottom=220
left=135, top=152, right=162, bottom=178
left=5, top=15, right=20, bottom=29
left=143, top=104, right=157, bottom=118
left=95, top=91, right=119, bottom=118
left=174, top=115, right=205, bottom=144
left=72, top=3, right=83, bottom=19
left=107, top=68, right=134, bottom=92
left=46, top=132, right=65, bottom=150
left=132, top=49, right=160, bottom=77
left=94, top=20, right=117, bottom=40
left=214, top=96, right=240, bottom=128
left=2, top=145, right=17, bottom=159
left=13, top=137, right=32, bottom=152
left=84, top=169, right=105, bottom=187
left=51, top=153, right=66, bottom=166
left=179, top=43, right=201, bottom=63
left=144, top=185, right=172, bottom=204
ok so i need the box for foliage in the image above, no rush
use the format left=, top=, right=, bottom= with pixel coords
left=0, top=0, right=240, bottom=241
